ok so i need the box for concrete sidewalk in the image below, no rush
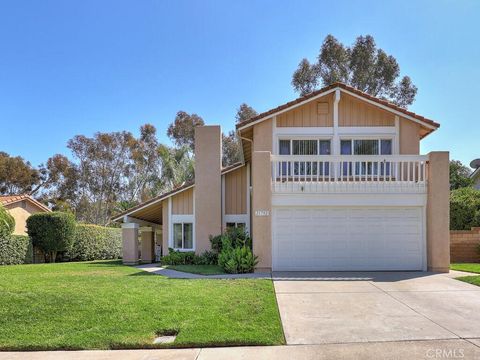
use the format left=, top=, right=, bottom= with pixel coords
left=1, top=339, right=480, bottom=360
left=136, top=263, right=271, bottom=279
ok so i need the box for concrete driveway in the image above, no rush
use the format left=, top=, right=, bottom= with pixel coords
left=273, top=271, right=480, bottom=345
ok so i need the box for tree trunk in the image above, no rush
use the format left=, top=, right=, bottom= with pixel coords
left=50, top=250, right=57, bottom=263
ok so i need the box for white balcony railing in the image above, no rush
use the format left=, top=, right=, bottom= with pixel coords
left=271, top=155, right=429, bottom=193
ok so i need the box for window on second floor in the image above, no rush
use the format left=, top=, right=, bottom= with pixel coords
left=340, top=139, right=392, bottom=155
left=279, top=139, right=331, bottom=155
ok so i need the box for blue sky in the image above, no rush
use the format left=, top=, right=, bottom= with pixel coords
left=0, top=0, right=478, bottom=168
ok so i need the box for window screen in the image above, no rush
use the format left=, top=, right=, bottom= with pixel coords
left=292, top=140, right=318, bottom=155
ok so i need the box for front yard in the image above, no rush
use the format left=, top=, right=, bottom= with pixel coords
left=0, top=260, right=284, bottom=350
left=451, top=263, right=480, bottom=287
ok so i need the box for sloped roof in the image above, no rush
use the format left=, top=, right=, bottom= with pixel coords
left=111, top=162, right=246, bottom=222
left=236, top=82, right=440, bottom=133
left=0, top=195, right=51, bottom=212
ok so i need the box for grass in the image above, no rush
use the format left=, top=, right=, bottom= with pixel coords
left=164, top=264, right=225, bottom=275
left=451, top=263, right=480, bottom=287
left=450, top=263, right=480, bottom=274
left=0, top=260, right=284, bottom=350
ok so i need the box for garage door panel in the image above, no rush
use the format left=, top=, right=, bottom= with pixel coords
left=273, top=207, right=424, bottom=271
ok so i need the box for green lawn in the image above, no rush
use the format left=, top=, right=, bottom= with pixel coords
left=450, top=263, right=480, bottom=287
left=164, top=264, right=225, bottom=275
left=0, top=260, right=284, bottom=350
left=450, top=263, right=480, bottom=274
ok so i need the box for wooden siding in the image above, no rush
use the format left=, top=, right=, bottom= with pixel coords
left=172, top=187, right=194, bottom=215
left=276, top=94, right=333, bottom=127
left=339, top=93, right=395, bottom=126
left=224, top=165, right=247, bottom=215
left=400, top=117, right=420, bottom=154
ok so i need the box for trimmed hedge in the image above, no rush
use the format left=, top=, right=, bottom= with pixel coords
left=67, top=224, right=122, bottom=261
left=0, top=235, right=31, bottom=265
left=27, top=212, right=76, bottom=262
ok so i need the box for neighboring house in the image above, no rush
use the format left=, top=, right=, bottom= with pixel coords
left=113, top=82, right=450, bottom=272
left=0, top=195, right=51, bottom=235
left=470, top=159, right=480, bottom=189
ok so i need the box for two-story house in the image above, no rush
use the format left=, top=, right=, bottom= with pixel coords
left=113, top=83, right=450, bottom=272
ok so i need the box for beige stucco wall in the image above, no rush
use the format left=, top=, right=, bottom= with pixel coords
left=253, top=118, right=272, bottom=152
left=400, top=117, right=420, bottom=154
left=339, top=93, right=395, bottom=126
left=194, top=126, right=222, bottom=254
left=276, top=94, right=334, bottom=127
left=172, top=188, right=193, bottom=215
left=251, top=151, right=272, bottom=271
left=224, top=165, right=247, bottom=215
left=162, top=200, right=169, bottom=255
left=427, top=151, right=450, bottom=272
left=5, top=201, right=47, bottom=235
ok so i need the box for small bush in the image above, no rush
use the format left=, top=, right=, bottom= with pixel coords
left=216, top=230, right=257, bottom=274
left=0, top=204, right=15, bottom=238
left=450, top=187, right=480, bottom=230
left=0, top=235, right=31, bottom=265
left=66, top=224, right=122, bottom=261
left=218, top=244, right=258, bottom=274
left=161, top=248, right=196, bottom=265
left=209, top=227, right=252, bottom=253
left=193, top=250, right=218, bottom=265
left=27, top=212, right=76, bottom=262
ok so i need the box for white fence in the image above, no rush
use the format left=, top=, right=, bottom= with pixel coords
left=271, top=155, right=429, bottom=193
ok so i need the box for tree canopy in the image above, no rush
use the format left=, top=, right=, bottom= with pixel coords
left=450, top=160, right=474, bottom=190
left=292, top=34, right=418, bottom=108
left=167, top=111, right=205, bottom=151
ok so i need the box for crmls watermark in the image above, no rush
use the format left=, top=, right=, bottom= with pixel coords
left=426, top=348, right=465, bottom=358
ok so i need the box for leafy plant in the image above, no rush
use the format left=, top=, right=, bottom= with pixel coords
left=450, top=187, right=480, bottom=230
left=0, top=204, right=15, bottom=238
left=26, top=212, right=76, bottom=262
left=161, top=248, right=196, bottom=265
left=216, top=230, right=257, bottom=274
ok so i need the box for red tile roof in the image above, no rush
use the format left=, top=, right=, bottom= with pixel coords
left=0, top=194, right=51, bottom=212
left=236, top=82, right=440, bottom=131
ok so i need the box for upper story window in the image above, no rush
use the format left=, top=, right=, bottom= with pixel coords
left=341, top=139, right=392, bottom=155
left=279, top=139, right=331, bottom=155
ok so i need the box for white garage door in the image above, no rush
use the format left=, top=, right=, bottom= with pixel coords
left=272, top=207, right=424, bottom=271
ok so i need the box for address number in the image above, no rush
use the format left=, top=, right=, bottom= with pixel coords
left=255, top=210, right=270, bottom=217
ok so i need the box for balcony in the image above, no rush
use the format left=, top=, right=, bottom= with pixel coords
left=271, top=155, right=428, bottom=193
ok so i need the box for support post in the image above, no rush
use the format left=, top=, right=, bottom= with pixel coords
left=122, top=223, right=139, bottom=265
left=140, top=227, right=154, bottom=264
left=427, top=151, right=450, bottom=272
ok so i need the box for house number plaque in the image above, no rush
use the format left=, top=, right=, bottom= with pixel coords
left=255, top=210, right=270, bottom=217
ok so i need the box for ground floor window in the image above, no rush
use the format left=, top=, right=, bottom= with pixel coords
left=226, top=222, right=246, bottom=231
left=173, top=223, right=193, bottom=250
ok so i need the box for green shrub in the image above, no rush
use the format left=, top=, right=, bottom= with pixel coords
left=218, top=245, right=258, bottom=274
left=209, top=227, right=252, bottom=253
left=66, top=224, right=122, bottom=261
left=450, top=187, right=480, bottom=230
left=0, top=235, right=31, bottom=265
left=0, top=204, right=15, bottom=238
left=26, top=212, right=76, bottom=262
left=217, top=231, right=257, bottom=274
left=161, top=248, right=196, bottom=265
left=193, top=250, right=218, bottom=265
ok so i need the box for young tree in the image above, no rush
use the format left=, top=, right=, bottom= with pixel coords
left=235, top=103, right=258, bottom=124
left=291, top=34, right=418, bottom=107
left=222, top=131, right=242, bottom=166
left=0, top=152, right=42, bottom=195
left=27, top=212, right=76, bottom=263
left=450, top=160, right=473, bottom=190
left=167, top=111, right=205, bottom=151
left=292, top=59, right=320, bottom=96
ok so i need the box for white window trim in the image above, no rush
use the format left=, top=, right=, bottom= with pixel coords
left=224, top=214, right=250, bottom=234
left=277, top=137, right=333, bottom=156
left=171, top=219, right=195, bottom=251
left=339, top=136, right=397, bottom=155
